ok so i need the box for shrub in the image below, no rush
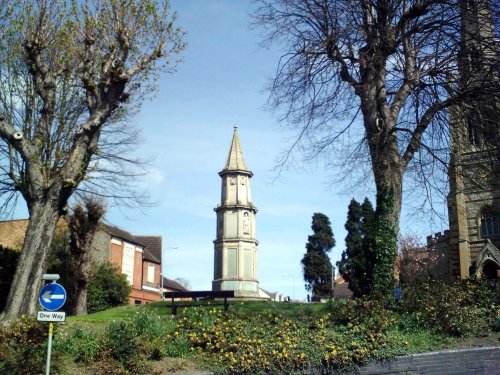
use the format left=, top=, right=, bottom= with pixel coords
left=55, top=327, right=101, bottom=363
left=0, top=315, right=59, bottom=374
left=87, top=262, right=130, bottom=313
left=327, top=297, right=396, bottom=333
left=104, top=320, right=137, bottom=362
left=101, top=317, right=163, bottom=374
left=130, top=309, right=169, bottom=338
left=401, top=279, right=498, bottom=337
left=0, top=246, right=20, bottom=312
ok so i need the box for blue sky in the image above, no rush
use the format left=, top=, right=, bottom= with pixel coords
left=108, top=0, right=358, bottom=300
left=106, top=0, right=447, bottom=300
left=11, top=1, right=448, bottom=301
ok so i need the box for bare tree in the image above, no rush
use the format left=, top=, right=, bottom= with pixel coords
left=0, top=0, right=185, bottom=321
left=255, top=0, right=498, bottom=263
left=174, top=277, right=191, bottom=291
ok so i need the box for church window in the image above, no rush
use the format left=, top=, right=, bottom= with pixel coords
left=467, top=110, right=480, bottom=146
left=480, top=206, right=500, bottom=238
left=465, top=101, right=496, bottom=147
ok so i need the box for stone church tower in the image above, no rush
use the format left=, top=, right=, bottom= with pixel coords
left=447, top=0, right=500, bottom=279
left=212, top=127, right=260, bottom=297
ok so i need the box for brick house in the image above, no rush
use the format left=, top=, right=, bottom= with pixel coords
left=0, top=219, right=185, bottom=306
left=93, top=225, right=164, bottom=305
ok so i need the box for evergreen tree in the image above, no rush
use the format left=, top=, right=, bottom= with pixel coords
left=337, top=198, right=375, bottom=297
left=301, top=213, right=335, bottom=299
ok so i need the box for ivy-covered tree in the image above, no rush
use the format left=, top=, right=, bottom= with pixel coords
left=337, top=198, right=374, bottom=297
left=301, top=213, right=335, bottom=299
left=368, top=190, right=397, bottom=296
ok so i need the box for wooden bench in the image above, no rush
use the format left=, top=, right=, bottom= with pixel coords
left=163, top=290, right=235, bottom=315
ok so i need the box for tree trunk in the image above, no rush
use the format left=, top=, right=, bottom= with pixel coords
left=372, top=150, right=403, bottom=231
left=71, top=200, right=105, bottom=316
left=73, top=254, right=92, bottom=315
left=1, top=200, right=61, bottom=321
left=74, top=279, right=88, bottom=315
left=362, top=99, right=404, bottom=232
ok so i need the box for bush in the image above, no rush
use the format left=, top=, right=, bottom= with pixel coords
left=327, top=297, right=396, bottom=333
left=0, top=246, right=20, bottom=312
left=47, top=232, right=79, bottom=313
left=0, top=315, right=58, bottom=374
left=130, top=309, right=169, bottom=338
left=100, top=314, right=164, bottom=374
left=401, top=279, right=498, bottom=337
left=56, top=327, right=101, bottom=363
left=104, top=320, right=137, bottom=362
left=87, top=262, right=130, bottom=313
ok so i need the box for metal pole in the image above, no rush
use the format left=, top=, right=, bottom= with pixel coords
left=45, top=323, right=53, bottom=375
left=161, top=271, right=164, bottom=300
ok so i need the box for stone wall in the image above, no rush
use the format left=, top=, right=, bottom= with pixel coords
left=354, top=346, right=499, bottom=375
left=0, top=219, right=29, bottom=249
left=426, top=230, right=450, bottom=280
left=178, top=346, right=500, bottom=375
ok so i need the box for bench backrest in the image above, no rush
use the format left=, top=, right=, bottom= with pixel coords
left=163, top=290, right=235, bottom=299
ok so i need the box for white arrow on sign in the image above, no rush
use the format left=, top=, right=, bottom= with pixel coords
left=41, top=290, right=65, bottom=303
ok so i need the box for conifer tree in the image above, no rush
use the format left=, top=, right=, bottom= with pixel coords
left=301, top=213, right=335, bottom=299
left=337, top=198, right=374, bottom=297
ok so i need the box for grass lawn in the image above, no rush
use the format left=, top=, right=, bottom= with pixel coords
left=68, top=300, right=325, bottom=323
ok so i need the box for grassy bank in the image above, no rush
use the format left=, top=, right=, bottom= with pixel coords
left=0, top=279, right=498, bottom=374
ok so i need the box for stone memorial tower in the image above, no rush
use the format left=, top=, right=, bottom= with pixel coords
left=212, top=127, right=260, bottom=297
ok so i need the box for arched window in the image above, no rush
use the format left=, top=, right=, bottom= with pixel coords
left=480, top=206, right=500, bottom=238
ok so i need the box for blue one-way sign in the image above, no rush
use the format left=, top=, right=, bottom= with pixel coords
left=39, top=283, right=66, bottom=311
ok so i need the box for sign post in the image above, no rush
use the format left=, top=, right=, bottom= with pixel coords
left=38, top=275, right=66, bottom=375
left=46, top=323, right=54, bottom=375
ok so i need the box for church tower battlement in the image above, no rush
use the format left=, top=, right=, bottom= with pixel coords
left=212, top=127, right=260, bottom=297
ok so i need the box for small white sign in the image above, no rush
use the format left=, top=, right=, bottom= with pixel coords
left=37, top=311, right=66, bottom=322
